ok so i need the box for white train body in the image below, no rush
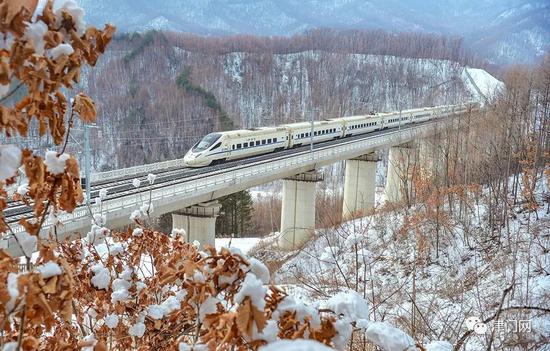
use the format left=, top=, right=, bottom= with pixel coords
left=183, top=103, right=478, bottom=167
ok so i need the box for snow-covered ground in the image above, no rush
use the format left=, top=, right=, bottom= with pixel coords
left=215, top=237, right=261, bottom=254
left=462, top=67, right=504, bottom=101
left=250, top=178, right=550, bottom=350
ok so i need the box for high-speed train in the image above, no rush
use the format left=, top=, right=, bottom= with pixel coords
left=183, top=103, right=479, bottom=167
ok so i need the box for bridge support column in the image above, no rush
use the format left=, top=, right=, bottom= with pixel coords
left=385, top=144, right=417, bottom=205
left=417, top=139, right=440, bottom=177
left=342, top=153, right=379, bottom=219
left=279, top=171, right=323, bottom=250
left=172, top=201, right=221, bottom=247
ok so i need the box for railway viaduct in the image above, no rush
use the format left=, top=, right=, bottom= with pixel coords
left=1, top=109, right=470, bottom=256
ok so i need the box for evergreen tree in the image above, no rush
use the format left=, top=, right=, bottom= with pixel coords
left=216, top=190, right=254, bottom=236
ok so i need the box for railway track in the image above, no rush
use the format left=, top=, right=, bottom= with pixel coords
left=3, top=118, right=446, bottom=225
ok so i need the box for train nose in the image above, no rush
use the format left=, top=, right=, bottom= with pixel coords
left=183, top=153, right=195, bottom=166
left=183, top=152, right=202, bottom=166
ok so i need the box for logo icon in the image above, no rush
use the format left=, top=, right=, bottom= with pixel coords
left=465, top=316, right=487, bottom=335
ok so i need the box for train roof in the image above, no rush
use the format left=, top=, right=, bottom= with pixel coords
left=280, top=119, right=341, bottom=129
left=328, top=114, right=381, bottom=122
left=219, top=127, right=286, bottom=138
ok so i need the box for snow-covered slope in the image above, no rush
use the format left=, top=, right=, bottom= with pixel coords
left=251, top=181, right=550, bottom=349
left=78, top=0, right=549, bottom=64
left=462, top=67, right=504, bottom=101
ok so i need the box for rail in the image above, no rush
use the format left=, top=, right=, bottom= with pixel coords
left=5, top=121, right=439, bottom=241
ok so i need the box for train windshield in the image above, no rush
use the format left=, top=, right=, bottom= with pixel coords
left=192, top=133, right=222, bottom=152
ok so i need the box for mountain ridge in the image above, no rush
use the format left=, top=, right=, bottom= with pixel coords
left=78, top=0, right=550, bottom=64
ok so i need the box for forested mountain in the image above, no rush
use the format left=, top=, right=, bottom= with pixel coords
left=78, top=0, right=550, bottom=64
left=78, top=30, right=494, bottom=171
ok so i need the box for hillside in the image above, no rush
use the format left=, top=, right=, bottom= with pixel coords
left=78, top=32, right=499, bottom=171
left=248, top=177, right=550, bottom=349
left=78, top=0, right=550, bottom=64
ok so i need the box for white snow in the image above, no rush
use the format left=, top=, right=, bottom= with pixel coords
left=53, top=0, right=86, bottom=36
left=253, top=319, right=278, bottom=342
left=130, top=210, right=143, bottom=222
left=425, top=341, right=453, bottom=351
left=6, top=273, right=20, bottom=312
left=44, top=151, right=70, bottom=175
left=14, top=231, right=37, bottom=257
left=259, top=339, right=334, bottom=351
left=198, top=296, right=219, bottom=321
left=24, top=20, right=48, bottom=55
left=235, top=274, right=267, bottom=310
left=248, top=257, right=270, bottom=284
left=463, top=67, right=504, bottom=101
left=111, top=278, right=131, bottom=303
left=321, top=290, right=370, bottom=323
left=104, top=314, right=119, bottom=329
left=47, top=43, right=74, bottom=60
left=171, top=228, right=186, bottom=238
left=160, top=295, right=182, bottom=315
left=215, top=237, right=260, bottom=254
left=179, top=343, right=208, bottom=351
left=0, top=145, right=21, bottom=181
left=147, top=304, right=165, bottom=320
left=128, top=321, right=146, bottom=338
left=147, top=173, right=156, bottom=184
left=90, top=264, right=110, bottom=290
left=132, top=227, right=144, bottom=237
left=365, top=322, right=416, bottom=351
left=36, top=261, right=62, bottom=278
left=132, top=178, right=141, bottom=188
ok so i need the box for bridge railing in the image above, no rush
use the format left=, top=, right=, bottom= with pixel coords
left=7, top=122, right=424, bottom=241
left=91, top=158, right=188, bottom=183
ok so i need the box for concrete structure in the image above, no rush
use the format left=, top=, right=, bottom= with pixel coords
left=385, top=144, right=417, bottom=204
left=279, top=171, right=324, bottom=250
left=2, top=116, right=463, bottom=257
left=172, top=201, right=221, bottom=247
left=342, top=153, right=380, bottom=219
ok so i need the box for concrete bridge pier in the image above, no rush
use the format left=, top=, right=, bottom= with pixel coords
left=279, top=171, right=324, bottom=250
left=342, top=153, right=380, bottom=219
left=417, top=138, right=441, bottom=177
left=172, top=201, right=221, bottom=247
left=385, top=144, right=417, bottom=204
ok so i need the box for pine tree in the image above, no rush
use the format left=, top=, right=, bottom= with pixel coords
left=216, top=190, right=254, bottom=236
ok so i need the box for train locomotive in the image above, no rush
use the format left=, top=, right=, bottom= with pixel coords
left=183, top=103, right=477, bottom=167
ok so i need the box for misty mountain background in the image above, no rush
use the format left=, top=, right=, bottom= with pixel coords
left=79, top=0, right=549, bottom=65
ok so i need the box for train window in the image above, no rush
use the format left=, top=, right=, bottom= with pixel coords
left=192, top=133, right=222, bottom=152
left=268, top=138, right=272, bottom=143
left=210, top=142, right=221, bottom=151
left=256, top=140, right=260, bottom=146
left=300, top=133, right=304, bottom=138
left=274, top=137, right=277, bottom=142
left=237, top=143, right=242, bottom=149
left=262, top=140, right=266, bottom=145
left=244, top=142, right=248, bottom=148
left=232, top=145, right=235, bottom=150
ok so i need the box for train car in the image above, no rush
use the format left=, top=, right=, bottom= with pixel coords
left=183, top=102, right=478, bottom=167
left=282, top=120, right=343, bottom=148
left=410, top=107, right=434, bottom=123
left=330, top=115, right=382, bottom=137
left=183, top=127, right=288, bottom=167
left=379, top=111, right=412, bottom=129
